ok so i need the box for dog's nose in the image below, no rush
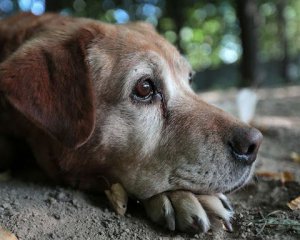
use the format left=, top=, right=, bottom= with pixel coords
left=229, top=127, right=263, bottom=165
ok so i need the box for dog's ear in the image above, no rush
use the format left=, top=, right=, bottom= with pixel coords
left=0, top=28, right=96, bottom=149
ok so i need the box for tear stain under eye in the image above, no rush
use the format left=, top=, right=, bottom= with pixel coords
left=158, top=92, right=169, bottom=119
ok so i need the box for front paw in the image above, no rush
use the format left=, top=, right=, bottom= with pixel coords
left=143, top=191, right=233, bottom=233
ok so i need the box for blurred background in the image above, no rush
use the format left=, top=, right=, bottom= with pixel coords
left=1, top=0, right=300, bottom=91
left=1, top=3, right=300, bottom=238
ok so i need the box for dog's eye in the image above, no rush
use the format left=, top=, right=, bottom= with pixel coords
left=134, top=79, right=154, bottom=99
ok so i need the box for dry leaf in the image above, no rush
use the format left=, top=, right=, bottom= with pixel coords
left=105, top=183, right=128, bottom=216
left=280, top=171, right=295, bottom=184
left=290, top=152, right=300, bottom=163
left=0, top=227, right=18, bottom=240
left=256, top=171, right=295, bottom=184
left=256, top=171, right=280, bottom=179
left=287, top=196, right=300, bottom=210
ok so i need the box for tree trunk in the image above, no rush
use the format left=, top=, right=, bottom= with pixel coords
left=165, top=0, right=185, bottom=53
left=236, top=0, right=260, bottom=87
left=46, top=0, right=71, bottom=12
left=277, top=0, right=290, bottom=83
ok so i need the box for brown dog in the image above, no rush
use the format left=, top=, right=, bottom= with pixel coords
left=0, top=13, right=262, bottom=232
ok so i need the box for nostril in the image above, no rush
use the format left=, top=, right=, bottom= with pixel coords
left=229, top=127, right=263, bottom=164
left=247, top=143, right=257, bottom=155
left=229, top=142, right=244, bottom=156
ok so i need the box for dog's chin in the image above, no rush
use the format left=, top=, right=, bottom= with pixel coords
left=223, top=167, right=253, bottom=194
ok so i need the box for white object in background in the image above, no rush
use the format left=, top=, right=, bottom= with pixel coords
left=236, top=88, right=258, bottom=124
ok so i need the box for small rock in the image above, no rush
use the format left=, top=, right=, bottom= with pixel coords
left=101, top=221, right=109, bottom=228
left=46, top=197, right=56, bottom=205
left=47, top=233, right=55, bottom=239
left=53, top=213, right=61, bottom=220
left=56, top=192, right=68, bottom=201
left=71, top=199, right=79, bottom=208
left=2, top=203, right=11, bottom=209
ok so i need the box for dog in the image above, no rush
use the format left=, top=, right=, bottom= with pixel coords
left=0, top=13, right=262, bottom=233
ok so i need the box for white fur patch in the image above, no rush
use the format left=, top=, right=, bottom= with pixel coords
left=100, top=110, right=130, bottom=149
left=134, top=106, right=163, bottom=158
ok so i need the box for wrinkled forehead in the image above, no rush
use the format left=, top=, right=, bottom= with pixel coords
left=116, top=23, right=193, bottom=75
left=95, top=23, right=193, bottom=98
left=124, top=50, right=190, bottom=77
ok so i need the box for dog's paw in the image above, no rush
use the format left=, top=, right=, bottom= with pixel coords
left=143, top=191, right=233, bottom=233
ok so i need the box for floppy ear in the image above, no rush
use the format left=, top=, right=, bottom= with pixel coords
left=0, top=28, right=96, bottom=149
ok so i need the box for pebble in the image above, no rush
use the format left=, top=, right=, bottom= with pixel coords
left=53, top=213, right=61, bottom=220
left=57, top=192, right=68, bottom=201
left=241, top=233, right=247, bottom=239
left=2, top=203, right=11, bottom=209
left=47, top=197, right=56, bottom=205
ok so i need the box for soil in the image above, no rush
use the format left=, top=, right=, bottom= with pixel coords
left=1, top=86, right=300, bottom=240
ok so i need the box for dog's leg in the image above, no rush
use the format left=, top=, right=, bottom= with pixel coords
left=143, top=191, right=233, bottom=233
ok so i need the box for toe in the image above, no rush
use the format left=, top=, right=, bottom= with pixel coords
left=197, top=194, right=234, bottom=232
left=217, top=193, right=233, bottom=212
left=143, top=193, right=175, bottom=231
left=168, top=191, right=210, bottom=233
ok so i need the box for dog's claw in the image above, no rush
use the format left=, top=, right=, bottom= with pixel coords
left=165, top=214, right=175, bottom=231
left=105, top=183, right=128, bottom=215
left=192, top=215, right=206, bottom=232
left=144, top=191, right=234, bottom=233
left=223, top=220, right=233, bottom=232
left=164, top=206, right=175, bottom=231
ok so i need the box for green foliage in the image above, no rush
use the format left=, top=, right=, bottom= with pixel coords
left=1, top=0, right=300, bottom=74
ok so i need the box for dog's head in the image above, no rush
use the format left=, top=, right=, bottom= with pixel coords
left=0, top=14, right=262, bottom=199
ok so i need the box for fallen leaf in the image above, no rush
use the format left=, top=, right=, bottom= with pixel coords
left=0, top=227, right=18, bottom=240
left=105, top=183, right=128, bottom=216
left=287, top=196, right=300, bottom=210
left=256, top=171, right=295, bottom=184
left=290, top=152, right=300, bottom=163
left=280, top=171, right=295, bottom=184
left=256, top=171, right=280, bottom=179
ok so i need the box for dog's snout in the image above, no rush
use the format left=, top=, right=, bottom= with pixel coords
left=229, top=127, right=263, bottom=165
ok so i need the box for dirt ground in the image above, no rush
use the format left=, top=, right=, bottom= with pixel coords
left=1, top=86, right=300, bottom=240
